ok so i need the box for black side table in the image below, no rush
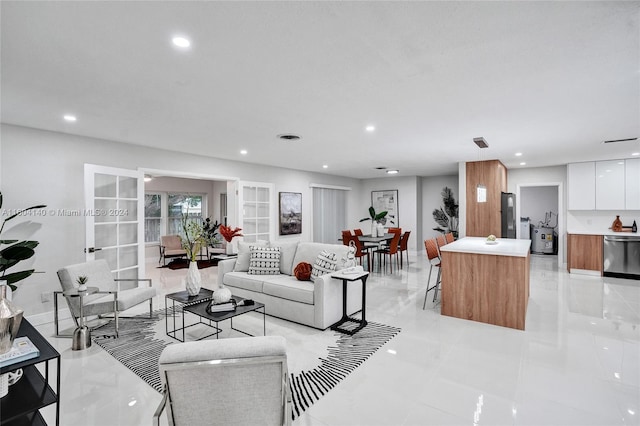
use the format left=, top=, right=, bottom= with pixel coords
left=330, top=270, right=369, bottom=335
left=0, top=319, right=60, bottom=425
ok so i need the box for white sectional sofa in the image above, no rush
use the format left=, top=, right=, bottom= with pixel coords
left=217, top=240, right=364, bottom=329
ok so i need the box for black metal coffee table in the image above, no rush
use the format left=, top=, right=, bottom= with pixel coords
left=165, top=288, right=215, bottom=342
left=181, top=295, right=266, bottom=340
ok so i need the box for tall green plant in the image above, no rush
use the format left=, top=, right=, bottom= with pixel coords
left=0, top=192, right=46, bottom=291
left=432, top=187, right=458, bottom=238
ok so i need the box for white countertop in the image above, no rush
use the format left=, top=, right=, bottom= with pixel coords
left=439, top=237, right=532, bottom=257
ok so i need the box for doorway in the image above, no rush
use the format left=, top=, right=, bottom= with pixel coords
left=516, top=182, right=564, bottom=265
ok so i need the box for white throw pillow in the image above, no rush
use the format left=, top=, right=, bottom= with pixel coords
left=310, top=250, right=338, bottom=280
left=233, top=240, right=269, bottom=272
left=248, top=246, right=281, bottom=275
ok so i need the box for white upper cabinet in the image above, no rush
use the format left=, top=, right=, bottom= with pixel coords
left=567, top=162, right=596, bottom=210
left=625, top=158, right=640, bottom=209
left=595, top=160, right=626, bottom=210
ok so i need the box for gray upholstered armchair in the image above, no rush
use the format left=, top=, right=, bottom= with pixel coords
left=154, top=336, right=291, bottom=426
left=56, top=259, right=156, bottom=337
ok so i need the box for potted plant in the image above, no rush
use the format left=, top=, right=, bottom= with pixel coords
left=0, top=191, right=46, bottom=354
left=432, top=186, right=458, bottom=239
left=359, top=206, right=392, bottom=237
left=76, top=276, right=88, bottom=292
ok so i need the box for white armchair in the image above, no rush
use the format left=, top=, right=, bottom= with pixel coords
left=55, top=259, right=156, bottom=337
left=154, top=336, right=291, bottom=426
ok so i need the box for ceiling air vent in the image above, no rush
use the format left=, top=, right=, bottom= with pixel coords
left=277, top=134, right=301, bottom=141
left=603, top=138, right=638, bottom=144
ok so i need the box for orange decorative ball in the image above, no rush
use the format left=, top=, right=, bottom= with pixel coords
left=294, top=262, right=312, bottom=281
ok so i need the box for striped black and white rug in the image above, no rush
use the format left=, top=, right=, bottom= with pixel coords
left=92, top=309, right=400, bottom=419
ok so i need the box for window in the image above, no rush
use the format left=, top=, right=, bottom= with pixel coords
left=144, top=192, right=205, bottom=243
left=144, top=194, right=162, bottom=243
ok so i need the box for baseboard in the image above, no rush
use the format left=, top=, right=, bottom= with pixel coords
left=569, top=268, right=601, bottom=277
left=25, top=307, right=72, bottom=326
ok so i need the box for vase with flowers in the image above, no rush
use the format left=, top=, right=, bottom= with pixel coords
left=180, top=214, right=206, bottom=296
left=219, top=225, right=243, bottom=255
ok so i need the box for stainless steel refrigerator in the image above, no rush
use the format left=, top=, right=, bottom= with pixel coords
left=501, top=192, right=516, bottom=239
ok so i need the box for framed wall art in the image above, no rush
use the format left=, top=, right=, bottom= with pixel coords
left=279, top=192, right=302, bottom=235
left=371, top=190, right=398, bottom=226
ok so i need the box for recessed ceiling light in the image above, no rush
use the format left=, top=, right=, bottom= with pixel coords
left=365, top=125, right=375, bottom=132
left=632, top=152, right=640, bottom=156
left=515, top=152, right=522, bottom=157
left=520, top=162, right=526, bottom=166
left=172, top=36, right=191, bottom=48
left=322, top=165, right=328, bottom=169
left=386, top=169, right=399, bottom=174
left=63, top=114, right=77, bottom=122
left=240, top=149, right=247, bottom=155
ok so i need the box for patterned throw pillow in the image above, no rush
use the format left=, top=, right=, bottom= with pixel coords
left=248, top=246, right=281, bottom=275
left=294, top=262, right=312, bottom=281
left=310, top=250, right=338, bottom=280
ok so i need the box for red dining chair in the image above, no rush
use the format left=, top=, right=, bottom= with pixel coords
left=353, top=229, right=364, bottom=236
left=344, top=234, right=371, bottom=272
left=444, top=232, right=455, bottom=244
left=422, top=238, right=442, bottom=308
left=341, top=230, right=352, bottom=242
left=374, top=231, right=401, bottom=273
left=399, top=231, right=411, bottom=268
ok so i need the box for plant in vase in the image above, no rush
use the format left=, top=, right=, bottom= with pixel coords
left=359, top=206, right=393, bottom=237
left=180, top=214, right=206, bottom=296
left=0, top=191, right=46, bottom=354
left=76, top=276, right=88, bottom=292
left=432, top=186, right=459, bottom=239
left=219, top=225, right=243, bottom=254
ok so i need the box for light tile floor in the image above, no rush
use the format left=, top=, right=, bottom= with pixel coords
left=32, top=253, right=639, bottom=426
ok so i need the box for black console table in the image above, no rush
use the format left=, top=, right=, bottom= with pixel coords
left=0, top=318, right=60, bottom=426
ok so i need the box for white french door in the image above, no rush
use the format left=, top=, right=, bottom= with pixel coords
left=84, top=164, right=145, bottom=279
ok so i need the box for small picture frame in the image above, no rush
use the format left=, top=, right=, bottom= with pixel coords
left=279, top=192, right=302, bottom=235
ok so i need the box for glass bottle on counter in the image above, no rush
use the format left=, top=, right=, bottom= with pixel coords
left=633, top=220, right=637, bottom=233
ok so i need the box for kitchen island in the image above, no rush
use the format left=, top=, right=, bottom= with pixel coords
left=439, top=237, right=532, bottom=330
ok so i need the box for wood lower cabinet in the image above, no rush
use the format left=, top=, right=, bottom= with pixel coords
left=567, top=234, right=603, bottom=274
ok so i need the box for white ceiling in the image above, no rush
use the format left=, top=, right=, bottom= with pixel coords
left=1, top=1, right=638, bottom=179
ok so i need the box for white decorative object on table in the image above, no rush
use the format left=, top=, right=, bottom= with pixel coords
left=485, top=234, right=498, bottom=245
left=342, top=241, right=357, bottom=269
left=371, top=222, right=377, bottom=237
left=212, top=287, right=232, bottom=304
left=185, top=261, right=201, bottom=296
left=76, top=275, right=88, bottom=292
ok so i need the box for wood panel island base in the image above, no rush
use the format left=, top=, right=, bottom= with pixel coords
left=440, top=237, right=532, bottom=330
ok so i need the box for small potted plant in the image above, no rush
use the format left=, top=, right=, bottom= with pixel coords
left=76, top=275, right=88, bottom=292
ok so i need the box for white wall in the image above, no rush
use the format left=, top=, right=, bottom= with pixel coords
left=0, top=124, right=362, bottom=316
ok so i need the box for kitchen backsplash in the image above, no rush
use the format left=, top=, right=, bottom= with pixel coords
left=567, top=210, right=640, bottom=234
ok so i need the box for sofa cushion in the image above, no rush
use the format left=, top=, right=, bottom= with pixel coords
left=291, top=242, right=350, bottom=273
left=222, top=272, right=265, bottom=293
left=262, top=276, right=314, bottom=305
left=269, top=240, right=298, bottom=275
left=248, top=246, right=281, bottom=275
left=311, top=250, right=338, bottom=280
left=234, top=240, right=269, bottom=272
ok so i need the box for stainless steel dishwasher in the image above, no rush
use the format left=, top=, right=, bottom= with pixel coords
left=603, top=235, right=640, bottom=279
